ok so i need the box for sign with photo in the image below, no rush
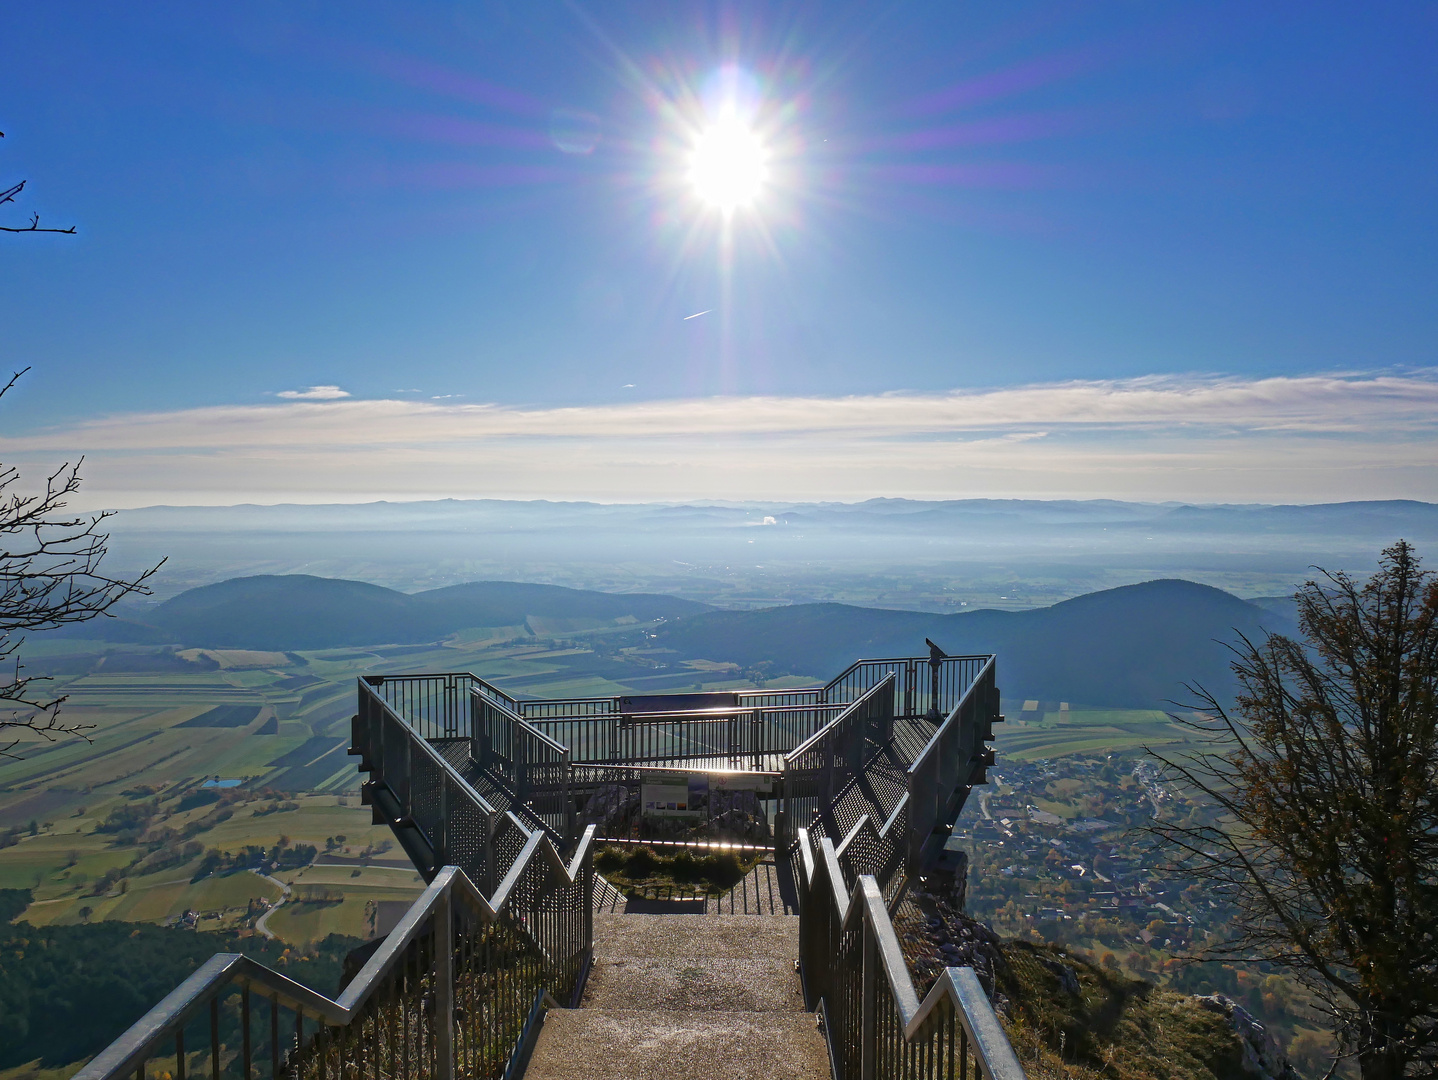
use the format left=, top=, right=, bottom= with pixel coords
left=712, top=772, right=774, bottom=796
left=641, top=773, right=706, bottom=818
left=639, top=771, right=774, bottom=818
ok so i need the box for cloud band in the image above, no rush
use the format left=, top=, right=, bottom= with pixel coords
left=4, top=372, right=1435, bottom=506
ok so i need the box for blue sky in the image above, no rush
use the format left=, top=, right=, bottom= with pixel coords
left=1, top=2, right=1435, bottom=505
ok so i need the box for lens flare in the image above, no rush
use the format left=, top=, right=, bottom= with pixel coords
left=688, top=113, right=768, bottom=211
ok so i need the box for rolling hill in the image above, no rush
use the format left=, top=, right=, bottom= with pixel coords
left=64, top=576, right=712, bottom=651
left=645, top=579, right=1296, bottom=709
left=52, top=575, right=1298, bottom=708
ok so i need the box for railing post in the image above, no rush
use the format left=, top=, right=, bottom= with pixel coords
left=470, top=692, right=482, bottom=769
left=399, top=723, right=411, bottom=812
left=517, top=728, right=530, bottom=803
left=824, top=731, right=835, bottom=810
left=435, top=881, right=455, bottom=1080
left=436, top=774, right=449, bottom=866
left=483, top=811, right=497, bottom=896
left=779, top=765, right=792, bottom=845
left=861, top=908, right=878, bottom=1080
left=583, top=840, right=594, bottom=972
left=564, top=750, right=576, bottom=844
left=374, top=692, right=386, bottom=787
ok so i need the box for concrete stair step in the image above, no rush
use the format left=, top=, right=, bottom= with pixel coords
left=584, top=953, right=804, bottom=1012
left=585, top=914, right=805, bottom=1012
left=591, top=911, right=798, bottom=959
left=523, top=912, right=826, bottom=1079
left=524, top=1008, right=830, bottom=1080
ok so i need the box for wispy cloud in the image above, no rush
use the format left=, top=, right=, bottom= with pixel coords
left=276, top=385, right=350, bottom=400
left=7, top=373, right=1436, bottom=506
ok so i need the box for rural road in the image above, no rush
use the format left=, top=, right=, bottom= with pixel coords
left=252, top=871, right=291, bottom=940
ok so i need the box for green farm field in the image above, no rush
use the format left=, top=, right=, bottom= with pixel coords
left=994, top=700, right=1201, bottom=761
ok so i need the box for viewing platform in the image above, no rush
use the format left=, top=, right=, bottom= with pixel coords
left=79, top=649, right=1024, bottom=1080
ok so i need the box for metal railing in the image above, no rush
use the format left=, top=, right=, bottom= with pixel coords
left=368, top=673, right=485, bottom=739
left=524, top=701, right=844, bottom=771
left=514, top=686, right=825, bottom=720
left=779, top=674, right=898, bottom=843
left=906, top=656, right=998, bottom=874
left=474, top=692, right=575, bottom=842
left=367, top=655, right=986, bottom=741
left=797, top=827, right=1024, bottom=1080
left=823, top=654, right=990, bottom=721
left=354, top=680, right=513, bottom=891
left=569, top=761, right=781, bottom=846
left=76, top=828, right=597, bottom=1080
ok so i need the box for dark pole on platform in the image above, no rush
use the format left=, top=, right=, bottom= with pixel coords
left=925, top=638, right=945, bottom=720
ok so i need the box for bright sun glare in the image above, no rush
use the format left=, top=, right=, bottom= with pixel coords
left=689, top=114, right=768, bottom=211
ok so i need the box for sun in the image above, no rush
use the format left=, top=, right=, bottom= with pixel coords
left=689, top=113, right=768, bottom=212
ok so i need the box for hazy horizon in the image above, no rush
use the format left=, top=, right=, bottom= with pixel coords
left=96, top=495, right=1438, bottom=610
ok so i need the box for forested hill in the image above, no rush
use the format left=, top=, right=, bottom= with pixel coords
left=646, top=579, right=1293, bottom=709
left=0, top=889, right=358, bottom=1070
left=71, top=576, right=711, bottom=651
left=53, top=574, right=1294, bottom=708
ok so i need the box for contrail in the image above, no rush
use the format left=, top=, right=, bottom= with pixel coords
left=683, top=309, right=713, bottom=320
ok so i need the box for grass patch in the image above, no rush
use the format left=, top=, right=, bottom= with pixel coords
left=999, top=941, right=1247, bottom=1080
left=1032, top=797, right=1081, bottom=820
left=0, top=1060, right=87, bottom=1080
left=594, top=844, right=758, bottom=898
left=994, top=709, right=1197, bottom=762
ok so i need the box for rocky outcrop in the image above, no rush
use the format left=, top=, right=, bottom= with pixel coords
left=1193, top=994, right=1299, bottom=1080
left=894, top=874, right=1007, bottom=1005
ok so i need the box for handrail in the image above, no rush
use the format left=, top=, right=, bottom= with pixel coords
left=472, top=689, right=574, bottom=841
left=398, top=696, right=502, bottom=820
left=822, top=653, right=989, bottom=695
left=357, top=680, right=500, bottom=851
left=514, top=701, right=847, bottom=727
left=797, top=827, right=1025, bottom=1080
left=785, top=673, right=897, bottom=764
left=614, top=703, right=844, bottom=720
left=904, top=654, right=999, bottom=874
left=573, top=761, right=782, bottom=778
left=78, top=825, right=599, bottom=1080
left=909, top=654, right=997, bottom=775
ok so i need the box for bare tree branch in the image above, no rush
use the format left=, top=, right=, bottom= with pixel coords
left=1, top=134, right=78, bottom=234
left=0, top=370, right=163, bottom=758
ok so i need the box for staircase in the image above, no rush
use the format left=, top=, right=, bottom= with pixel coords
left=524, top=912, right=830, bottom=1080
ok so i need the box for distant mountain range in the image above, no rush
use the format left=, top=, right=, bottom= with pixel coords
left=100, top=498, right=1438, bottom=611
left=55, top=574, right=1297, bottom=709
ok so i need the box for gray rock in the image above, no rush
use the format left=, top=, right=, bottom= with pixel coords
left=1193, top=994, right=1299, bottom=1080
left=1038, top=957, right=1080, bottom=996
